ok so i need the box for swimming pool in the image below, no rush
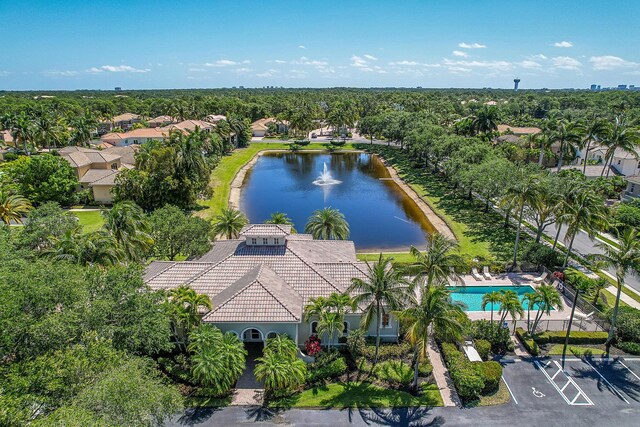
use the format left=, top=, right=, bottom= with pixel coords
left=447, top=285, right=547, bottom=312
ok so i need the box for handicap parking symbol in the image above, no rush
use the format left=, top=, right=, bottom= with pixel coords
left=532, top=387, right=545, bottom=398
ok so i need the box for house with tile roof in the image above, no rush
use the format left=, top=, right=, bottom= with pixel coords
left=148, top=115, right=177, bottom=128
left=251, top=118, right=289, bottom=137
left=98, top=113, right=143, bottom=134
left=101, top=127, right=167, bottom=147
left=59, top=146, right=125, bottom=203
left=144, top=224, right=399, bottom=346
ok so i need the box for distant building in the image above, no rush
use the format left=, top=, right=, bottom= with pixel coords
left=618, top=85, right=628, bottom=90
left=513, top=77, right=520, bottom=91
left=624, top=175, right=640, bottom=199
left=114, top=87, right=122, bottom=91
left=251, top=118, right=289, bottom=137
left=497, top=124, right=541, bottom=136
left=590, top=84, right=598, bottom=91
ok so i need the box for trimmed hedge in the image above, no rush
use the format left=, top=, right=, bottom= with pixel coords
left=535, top=331, right=608, bottom=345
left=515, top=328, right=539, bottom=356
left=441, top=342, right=502, bottom=402
left=361, top=342, right=412, bottom=362
left=474, top=339, right=491, bottom=361
left=617, top=341, right=640, bottom=355
left=472, top=320, right=514, bottom=354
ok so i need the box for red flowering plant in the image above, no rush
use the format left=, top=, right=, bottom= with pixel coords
left=552, top=271, right=565, bottom=282
left=304, top=335, right=322, bottom=356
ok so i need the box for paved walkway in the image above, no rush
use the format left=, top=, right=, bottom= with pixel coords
left=510, top=335, right=529, bottom=357
left=426, top=336, right=461, bottom=407
left=605, top=285, right=640, bottom=310
left=231, top=343, right=264, bottom=406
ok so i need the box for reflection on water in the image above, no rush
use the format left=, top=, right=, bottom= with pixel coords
left=240, top=152, right=436, bottom=251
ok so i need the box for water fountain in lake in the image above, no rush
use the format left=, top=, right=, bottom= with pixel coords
left=312, top=162, right=342, bottom=186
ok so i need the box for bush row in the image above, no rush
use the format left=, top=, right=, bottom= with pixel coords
left=535, top=331, right=608, bottom=345
left=515, top=328, right=539, bottom=356
left=305, top=351, right=347, bottom=385
left=360, top=342, right=412, bottom=362
left=472, top=320, right=514, bottom=354
left=440, top=343, right=502, bottom=401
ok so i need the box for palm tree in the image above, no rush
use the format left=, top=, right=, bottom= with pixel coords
left=304, top=207, right=350, bottom=240
left=303, top=296, right=328, bottom=323
left=317, top=311, right=344, bottom=349
left=0, top=191, right=31, bottom=224
left=71, top=113, right=98, bottom=147
left=481, top=291, right=502, bottom=323
left=561, top=186, right=608, bottom=268
left=255, top=344, right=306, bottom=400
left=264, top=334, right=299, bottom=360
left=398, top=286, right=465, bottom=391
left=167, top=285, right=213, bottom=350
left=501, top=167, right=540, bottom=267
left=409, top=233, right=464, bottom=289
left=472, top=105, right=499, bottom=137
left=580, top=117, right=608, bottom=174
left=529, top=284, right=563, bottom=333
left=188, top=323, right=224, bottom=353
left=590, top=228, right=640, bottom=354
left=10, top=113, right=34, bottom=154
left=191, top=349, right=232, bottom=396
left=348, top=254, right=409, bottom=364
left=552, top=120, right=583, bottom=172
left=522, top=291, right=539, bottom=333
left=102, top=201, right=153, bottom=261
left=497, top=290, right=524, bottom=333
left=212, top=208, right=247, bottom=239
left=600, top=115, right=639, bottom=177
left=265, top=212, right=296, bottom=232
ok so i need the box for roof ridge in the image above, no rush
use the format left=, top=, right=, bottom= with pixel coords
left=255, top=275, right=301, bottom=320
left=182, top=251, right=237, bottom=285
left=285, top=245, right=345, bottom=294
left=144, top=261, right=178, bottom=282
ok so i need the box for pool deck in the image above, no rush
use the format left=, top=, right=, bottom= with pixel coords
left=451, top=273, right=581, bottom=322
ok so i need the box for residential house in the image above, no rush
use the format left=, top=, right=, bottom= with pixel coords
left=624, top=175, right=640, bottom=199
left=0, top=130, right=15, bottom=146
left=148, top=115, right=177, bottom=128
left=204, top=114, right=227, bottom=124
left=161, top=119, right=216, bottom=133
left=252, top=118, right=289, bottom=137
left=101, top=127, right=166, bottom=147
left=610, top=147, right=640, bottom=176
left=59, top=146, right=124, bottom=204
left=98, top=113, right=142, bottom=134
left=144, top=224, right=399, bottom=347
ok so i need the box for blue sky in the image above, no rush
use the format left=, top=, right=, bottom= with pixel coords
left=1, top=0, right=639, bottom=90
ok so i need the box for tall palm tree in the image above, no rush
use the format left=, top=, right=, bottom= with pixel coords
left=71, top=113, right=98, bottom=147
left=303, top=296, right=328, bottom=323
left=522, top=291, right=539, bottom=333
left=265, top=212, right=296, bottom=232
left=561, top=186, right=608, bottom=268
left=600, top=115, right=639, bottom=177
left=498, top=290, right=524, bottom=332
left=529, top=284, right=563, bottom=333
left=212, top=208, right=248, bottom=239
left=167, top=285, right=213, bottom=350
left=102, top=201, right=153, bottom=261
left=481, top=291, right=502, bottom=323
left=591, top=228, right=640, bottom=354
left=501, top=167, right=540, bottom=267
left=304, top=207, right=350, bottom=240
left=580, top=116, right=609, bottom=174
left=10, top=113, right=34, bottom=154
left=398, top=286, right=465, bottom=391
left=552, top=120, right=583, bottom=172
left=409, top=232, right=463, bottom=289
left=348, top=254, right=409, bottom=364
left=0, top=191, right=31, bottom=224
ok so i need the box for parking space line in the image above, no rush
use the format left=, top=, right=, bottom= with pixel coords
left=501, top=376, right=518, bottom=405
left=619, top=360, right=640, bottom=382
left=583, top=359, right=630, bottom=404
left=534, top=360, right=594, bottom=406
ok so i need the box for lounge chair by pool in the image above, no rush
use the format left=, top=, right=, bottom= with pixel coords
left=533, top=271, right=548, bottom=283
left=482, top=266, right=492, bottom=280
left=471, top=268, right=483, bottom=281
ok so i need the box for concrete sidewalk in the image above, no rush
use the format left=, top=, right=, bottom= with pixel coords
left=426, top=336, right=461, bottom=407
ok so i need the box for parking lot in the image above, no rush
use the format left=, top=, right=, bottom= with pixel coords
left=501, top=356, right=640, bottom=413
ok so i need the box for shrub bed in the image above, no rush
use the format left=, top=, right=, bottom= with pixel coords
left=440, top=343, right=502, bottom=402
left=534, top=331, right=608, bottom=345
left=617, top=341, right=640, bottom=355
left=474, top=339, right=491, bottom=361
left=374, top=360, right=413, bottom=387
left=306, top=351, right=347, bottom=385
left=472, top=320, right=514, bottom=354
left=515, top=328, right=539, bottom=356
left=361, top=342, right=412, bottom=362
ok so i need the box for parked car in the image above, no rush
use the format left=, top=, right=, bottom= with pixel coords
left=311, top=133, right=317, bottom=138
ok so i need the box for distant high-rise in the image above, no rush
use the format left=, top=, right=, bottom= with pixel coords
left=513, top=78, right=520, bottom=91
left=590, top=84, right=598, bottom=91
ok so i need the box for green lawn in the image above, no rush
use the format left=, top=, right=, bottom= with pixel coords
left=359, top=145, right=520, bottom=260
left=71, top=210, right=104, bottom=232
left=270, top=382, right=443, bottom=409
left=196, top=142, right=358, bottom=220
left=358, top=252, right=416, bottom=264
left=547, top=344, right=607, bottom=357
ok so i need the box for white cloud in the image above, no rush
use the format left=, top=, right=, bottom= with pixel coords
left=452, top=50, right=468, bottom=58
left=363, top=54, right=378, bottom=61
left=44, top=70, right=79, bottom=76
left=458, top=42, right=486, bottom=49
left=532, top=54, right=548, bottom=60
left=273, top=60, right=286, bottom=64
left=256, top=69, right=280, bottom=77
left=590, top=55, right=638, bottom=70
left=205, top=59, right=238, bottom=67
left=87, top=65, right=150, bottom=73
left=0, top=70, right=10, bottom=76
left=389, top=60, right=419, bottom=66
left=298, top=45, right=306, bottom=49
left=443, top=59, right=511, bottom=70
left=550, top=56, right=582, bottom=70
left=553, top=41, right=573, bottom=48
left=188, top=68, right=206, bottom=72
left=232, top=67, right=252, bottom=74
left=351, top=55, right=369, bottom=68
left=518, top=60, right=542, bottom=69
left=449, top=66, right=472, bottom=73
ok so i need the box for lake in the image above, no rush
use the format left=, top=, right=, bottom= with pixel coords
left=239, top=152, right=435, bottom=251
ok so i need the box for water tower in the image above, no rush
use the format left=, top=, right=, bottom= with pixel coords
left=513, top=77, right=520, bottom=91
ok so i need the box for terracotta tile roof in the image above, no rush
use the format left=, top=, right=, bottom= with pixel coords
left=1, top=130, right=14, bottom=143
left=204, top=114, right=227, bottom=123
left=148, top=115, right=176, bottom=125
left=59, top=147, right=121, bottom=168
left=78, top=169, right=119, bottom=185
left=103, top=145, right=138, bottom=166
left=251, top=117, right=288, bottom=131
left=161, top=120, right=215, bottom=133
left=112, top=113, right=141, bottom=122
left=497, top=125, right=541, bottom=135
left=205, top=264, right=302, bottom=323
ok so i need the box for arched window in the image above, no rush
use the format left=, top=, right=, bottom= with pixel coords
left=311, top=321, right=318, bottom=334
left=266, top=332, right=277, bottom=340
